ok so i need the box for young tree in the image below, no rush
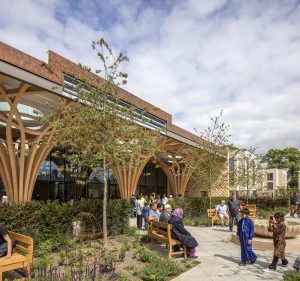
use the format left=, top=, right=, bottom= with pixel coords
left=190, top=111, right=231, bottom=208
left=43, top=38, right=160, bottom=247
left=231, top=147, right=265, bottom=203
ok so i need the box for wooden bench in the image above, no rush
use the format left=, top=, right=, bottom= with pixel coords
left=207, top=209, right=219, bottom=226
left=148, top=221, right=187, bottom=259
left=0, top=232, right=33, bottom=280
left=245, top=204, right=257, bottom=219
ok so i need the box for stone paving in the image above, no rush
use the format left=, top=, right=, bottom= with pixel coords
left=170, top=225, right=298, bottom=281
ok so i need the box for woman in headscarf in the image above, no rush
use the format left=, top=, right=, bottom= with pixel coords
left=168, top=208, right=198, bottom=258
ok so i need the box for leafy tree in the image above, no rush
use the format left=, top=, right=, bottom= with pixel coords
left=43, top=38, right=160, bottom=246
left=262, top=147, right=300, bottom=188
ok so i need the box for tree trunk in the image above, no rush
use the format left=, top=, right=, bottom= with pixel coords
left=103, top=158, right=108, bottom=248
left=209, top=164, right=212, bottom=209
left=246, top=159, right=249, bottom=205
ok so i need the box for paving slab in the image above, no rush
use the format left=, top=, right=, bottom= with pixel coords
left=171, top=224, right=298, bottom=281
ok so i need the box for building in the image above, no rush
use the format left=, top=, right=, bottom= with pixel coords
left=229, top=148, right=287, bottom=197
left=258, top=168, right=288, bottom=196
left=0, top=42, right=229, bottom=202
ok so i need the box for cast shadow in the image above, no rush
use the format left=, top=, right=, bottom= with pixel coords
left=214, top=254, right=270, bottom=268
left=212, top=228, right=231, bottom=232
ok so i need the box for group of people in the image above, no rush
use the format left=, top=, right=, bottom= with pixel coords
left=131, top=192, right=297, bottom=271
left=132, top=193, right=198, bottom=258
left=214, top=193, right=291, bottom=269
left=130, top=193, right=175, bottom=216
left=236, top=207, right=288, bottom=270
left=215, top=193, right=246, bottom=231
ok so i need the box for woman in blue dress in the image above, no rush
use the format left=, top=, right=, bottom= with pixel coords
left=237, top=208, right=257, bottom=265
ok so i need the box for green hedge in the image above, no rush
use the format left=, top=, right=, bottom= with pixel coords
left=0, top=199, right=131, bottom=246
left=169, top=197, right=289, bottom=217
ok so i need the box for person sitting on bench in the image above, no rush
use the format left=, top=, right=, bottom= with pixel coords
left=0, top=224, right=13, bottom=259
left=168, top=208, right=198, bottom=258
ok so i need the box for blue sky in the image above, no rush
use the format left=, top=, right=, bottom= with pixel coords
left=1, top=0, right=300, bottom=152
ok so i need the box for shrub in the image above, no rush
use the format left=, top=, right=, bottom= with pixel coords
left=137, top=246, right=181, bottom=281
left=32, top=239, right=54, bottom=269
left=257, top=207, right=289, bottom=219
left=183, top=215, right=210, bottom=227
left=283, top=272, right=300, bottom=281
left=118, top=247, right=126, bottom=262
left=170, top=197, right=290, bottom=220
left=118, top=272, right=130, bottom=281
left=0, top=199, right=131, bottom=251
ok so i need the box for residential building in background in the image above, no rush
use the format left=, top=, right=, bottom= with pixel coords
left=229, top=147, right=288, bottom=197
left=257, top=168, right=288, bottom=197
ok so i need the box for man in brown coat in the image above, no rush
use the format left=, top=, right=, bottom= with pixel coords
left=268, top=212, right=288, bottom=270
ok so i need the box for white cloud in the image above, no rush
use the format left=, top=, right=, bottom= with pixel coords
left=0, top=0, right=300, bottom=153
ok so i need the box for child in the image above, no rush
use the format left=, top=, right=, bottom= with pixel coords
left=268, top=212, right=288, bottom=270
left=237, top=208, right=257, bottom=265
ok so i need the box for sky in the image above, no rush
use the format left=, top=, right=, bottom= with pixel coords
left=1, top=0, right=300, bottom=153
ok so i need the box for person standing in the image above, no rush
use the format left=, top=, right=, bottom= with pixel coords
left=1, top=192, right=8, bottom=204
left=268, top=212, right=288, bottom=270
left=130, top=194, right=137, bottom=217
left=142, top=202, right=150, bottom=230
left=215, top=200, right=229, bottom=227
left=150, top=193, right=156, bottom=204
left=140, top=193, right=145, bottom=208
left=237, top=208, right=257, bottom=266
left=227, top=193, right=241, bottom=232
left=136, top=196, right=143, bottom=229
left=290, top=192, right=298, bottom=217
left=161, top=194, right=168, bottom=206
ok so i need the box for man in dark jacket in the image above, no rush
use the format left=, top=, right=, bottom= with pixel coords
left=168, top=208, right=198, bottom=258
left=227, top=193, right=241, bottom=232
left=0, top=224, right=12, bottom=258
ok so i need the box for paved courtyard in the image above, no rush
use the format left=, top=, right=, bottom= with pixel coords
left=170, top=225, right=298, bottom=281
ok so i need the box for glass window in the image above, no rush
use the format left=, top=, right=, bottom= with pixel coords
left=157, top=168, right=166, bottom=186
left=146, top=164, right=157, bottom=186
left=267, top=173, right=273, bottom=181
left=229, top=159, right=235, bottom=170
left=267, top=182, right=273, bottom=190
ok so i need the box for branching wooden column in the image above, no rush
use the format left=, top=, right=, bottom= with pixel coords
left=0, top=82, right=54, bottom=202
left=156, top=157, right=193, bottom=196
left=113, top=157, right=150, bottom=199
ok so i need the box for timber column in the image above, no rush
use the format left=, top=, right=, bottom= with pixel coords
left=0, top=82, right=54, bottom=202
left=156, top=156, right=193, bottom=196
left=112, top=156, right=150, bottom=199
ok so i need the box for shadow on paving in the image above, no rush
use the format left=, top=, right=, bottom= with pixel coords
left=214, top=253, right=270, bottom=268
left=212, top=228, right=231, bottom=233
left=214, top=254, right=292, bottom=281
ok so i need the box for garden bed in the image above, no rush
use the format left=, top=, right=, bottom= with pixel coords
left=4, top=231, right=199, bottom=281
